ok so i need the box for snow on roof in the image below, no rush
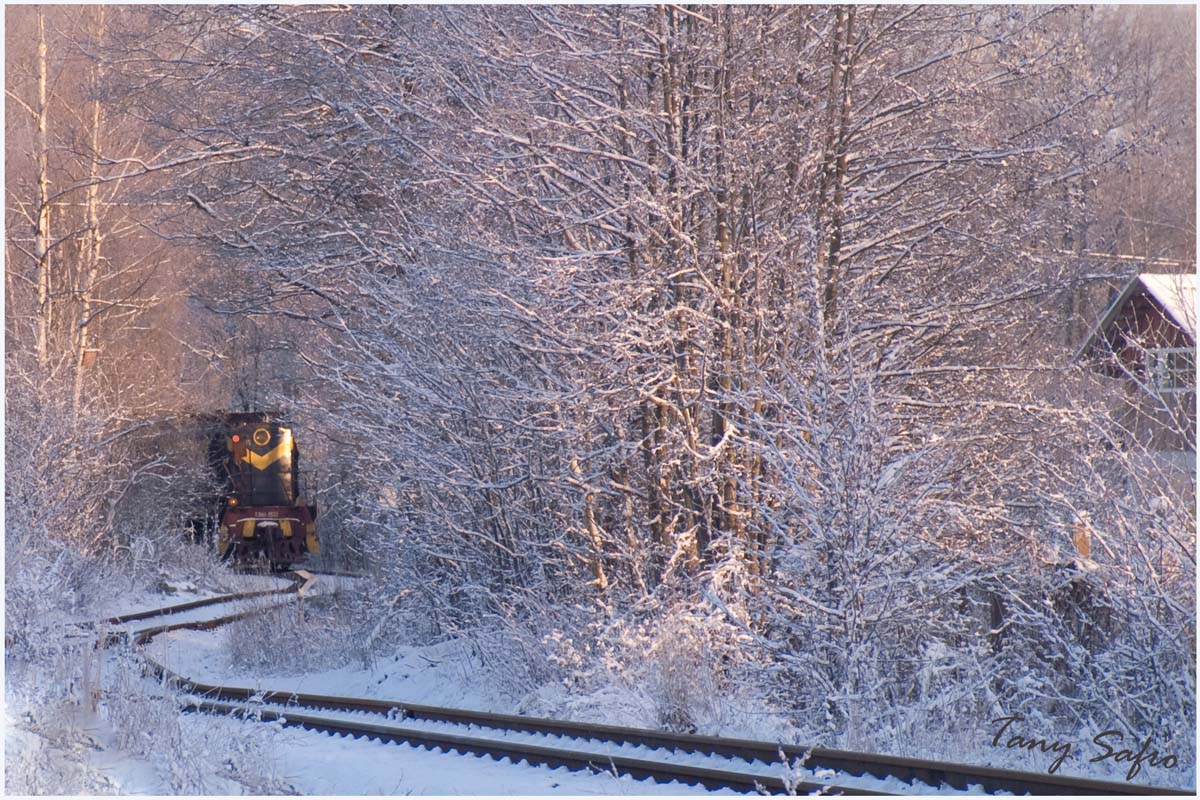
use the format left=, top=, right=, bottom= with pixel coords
left=1074, top=270, right=1197, bottom=363
left=1138, top=272, right=1196, bottom=340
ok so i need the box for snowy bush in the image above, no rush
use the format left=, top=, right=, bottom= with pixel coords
left=468, top=613, right=564, bottom=702
left=103, top=648, right=295, bottom=793
left=532, top=595, right=784, bottom=739
left=639, top=608, right=741, bottom=733
left=4, top=725, right=115, bottom=795
left=224, top=592, right=364, bottom=675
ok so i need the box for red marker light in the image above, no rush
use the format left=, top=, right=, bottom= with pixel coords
left=232, top=434, right=240, bottom=443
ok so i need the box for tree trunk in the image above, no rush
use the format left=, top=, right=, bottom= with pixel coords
left=74, top=6, right=108, bottom=418
left=34, top=11, right=52, bottom=370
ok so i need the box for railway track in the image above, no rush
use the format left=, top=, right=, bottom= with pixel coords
left=112, top=578, right=1191, bottom=796
left=89, top=579, right=301, bottom=647
left=96, top=568, right=358, bottom=628
left=103, top=584, right=293, bottom=627
left=87, top=568, right=356, bottom=645
left=160, top=671, right=1188, bottom=795
left=186, top=696, right=860, bottom=795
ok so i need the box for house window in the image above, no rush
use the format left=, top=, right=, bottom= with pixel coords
left=1145, top=347, right=1196, bottom=394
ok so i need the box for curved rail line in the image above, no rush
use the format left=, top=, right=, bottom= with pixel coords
left=105, top=584, right=295, bottom=626
left=122, top=567, right=363, bottom=643
left=189, top=698, right=867, bottom=795
left=115, top=579, right=1191, bottom=796
left=96, top=567, right=358, bottom=634
left=159, top=672, right=1188, bottom=795
left=128, top=599, right=300, bottom=645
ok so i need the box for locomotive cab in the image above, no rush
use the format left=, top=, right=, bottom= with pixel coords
left=211, top=412, right=319, bottom=569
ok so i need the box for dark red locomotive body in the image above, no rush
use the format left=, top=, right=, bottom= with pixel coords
left=210, top=412, right=319, bottom=568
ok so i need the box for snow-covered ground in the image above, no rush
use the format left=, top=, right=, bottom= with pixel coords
left=190, top=696, right=1011, bottom=796
left=146, top=621, right=1194, bottom=794
left=140, top=624, right=988, bottom=795
left=9, top=570, right=1192, bottom=795
left=7, top=648, right=737, bottom=795
left=12, top=573, right=745, bottom=795
left=6, top=696, right=737, bottom=795
left=6, top=707, right=191, bottom=794
left=149, top=627, right=515, bottom=712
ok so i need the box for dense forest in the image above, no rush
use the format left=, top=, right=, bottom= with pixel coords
left=6, top=4, right=1195, bottom=785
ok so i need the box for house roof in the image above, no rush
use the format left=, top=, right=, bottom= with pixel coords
left=1139, top=273, right=1196, bottom=339
left=1075, top=272, right=1196, bottom=362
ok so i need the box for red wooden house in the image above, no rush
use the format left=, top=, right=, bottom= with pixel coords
left=1076, top=272, right=1196, bottom=452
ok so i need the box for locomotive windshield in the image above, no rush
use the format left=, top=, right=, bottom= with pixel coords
left=225, top=422, right=296, bottom=506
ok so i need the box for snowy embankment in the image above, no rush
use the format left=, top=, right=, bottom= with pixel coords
left=187, top=696, right=1013, bottom=796
left=6, top=569, right=296, bottom=794
left=10, top=565, right=1190, bottom=795
left=149, top=629, right=514, bottom=712
left=8, top=636, right=731, bottom=795
left=7, top=692, right=732, bottom=796
left=149, top=617, right=1193, bottom=794
left=172, top=713, right=744, bottom=796
left=6, top=571, right=727, bottom=795
left=145, top=628, right=978, bottom=795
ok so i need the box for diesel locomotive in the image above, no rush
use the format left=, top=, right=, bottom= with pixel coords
left=208, top=412, right=319, bottom=568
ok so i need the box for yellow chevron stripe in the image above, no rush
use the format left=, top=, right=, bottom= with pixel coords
left=241, top=439, right=289, bottom=471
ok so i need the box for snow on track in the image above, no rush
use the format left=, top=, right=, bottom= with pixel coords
left=111, top=595, right=297, bottom=639
left=189, top=697, right=971, bottom=795
left=72, top=573, right=296, bottom=624
left=147, top=627, right=515, bottom=712
left=188, top=708, right=738, bottom=795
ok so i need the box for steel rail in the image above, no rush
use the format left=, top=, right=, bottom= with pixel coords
left=104, top=584, right=296, bottom=626
left=129, top=599, right=301, bottom=646
left=119, top=569, right=357, bottom=643
left=84, top=574, right=307, bottom=649
left=302, top=567, right=366, bottom=579
left=229, top=565, right=366, bottom=580
left=152, top=659, right=886, bottom=794
left=161, top=677, right=1190, bottom=796
left=120, top=588, right=869, bottom=795
left=183, top=698, right=877, bottom=795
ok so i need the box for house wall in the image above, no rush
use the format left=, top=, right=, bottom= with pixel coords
left=1109, top=292, right=1193, bottom=367
left=1102, top=290, right=1196, bottom=453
